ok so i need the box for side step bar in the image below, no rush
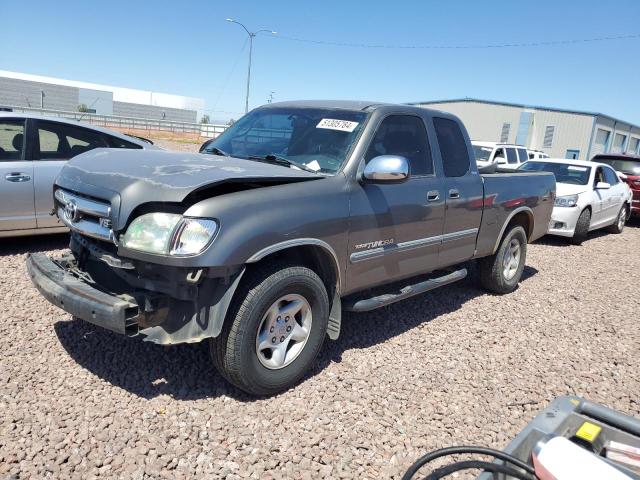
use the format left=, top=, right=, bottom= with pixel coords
left=344, top=268, right=467, bottom=312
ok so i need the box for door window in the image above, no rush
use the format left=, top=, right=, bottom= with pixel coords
left=516, top=148, right=528, bottom=163
left=36, top=121, right=107, bottom=160
left=365, top=115, right=433, bottom=175
left=506, top=148, right=518, bottom=164
left=106, top=135, right=143, bottom=149
left=594, top=167, right=606, bottom=186
left=433, top=117, right=469, bottom=177
left=0, top=119, right=26, bottom=161
left=494, top=148, right=506, bottom=163
left=603, top=166, right=619, bottom=185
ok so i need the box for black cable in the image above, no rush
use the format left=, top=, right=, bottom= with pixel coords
left=402, top=446, right=535, bottom=480
left=422, top=460, right=535, bottom=480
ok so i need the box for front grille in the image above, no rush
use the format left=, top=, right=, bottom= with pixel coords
left=54, top=188, right=115, bottom=243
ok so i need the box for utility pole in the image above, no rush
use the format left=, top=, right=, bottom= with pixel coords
left=226, top=18, right=277, bottom=114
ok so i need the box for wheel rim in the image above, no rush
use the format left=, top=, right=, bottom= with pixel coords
left=502, top=238, right=521, bottom=281
left=618, top=208, right=626, bottom=230
left=255, top=294, right=313, bottom=370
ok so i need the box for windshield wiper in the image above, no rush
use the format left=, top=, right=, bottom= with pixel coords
left=206, top=147, right=230, bottom=157
left=247, top=154, right=318, bottom=173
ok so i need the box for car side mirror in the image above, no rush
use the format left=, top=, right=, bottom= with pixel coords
left=596, top=181, right=610, bottom=190
left=495, top=157, right=507, bottom=164
left=362, top=155, right=410, bottom=183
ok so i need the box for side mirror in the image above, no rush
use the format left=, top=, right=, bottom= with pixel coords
left=596, top=181, right=610, bottom=190
left=495, top=157, right=507, bottom=165
left=362, top=155, right=410, bottom=183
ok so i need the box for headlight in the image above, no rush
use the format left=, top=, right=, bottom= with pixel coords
left=170, top=218, right=218, bottom=255
left=554, top=194, right=579, bottom=208
left=122, top=213, right=218, bottom=255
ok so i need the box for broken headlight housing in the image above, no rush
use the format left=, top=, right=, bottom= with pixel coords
left=121, top=213, right=218, bottom=256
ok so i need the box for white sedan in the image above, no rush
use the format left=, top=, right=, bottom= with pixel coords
left=519, top=159, right=632, bottom=244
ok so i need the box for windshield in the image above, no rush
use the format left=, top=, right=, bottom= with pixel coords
left=519, top=161, right=592, bottom=185
left=204, top=107, right=368, bottom=174
left=472, top=145, right=493, bottom=162
left=593, top=157, right=640, bottom=175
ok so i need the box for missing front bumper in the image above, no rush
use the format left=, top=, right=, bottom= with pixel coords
left=26, top=252, right=141, bottom=336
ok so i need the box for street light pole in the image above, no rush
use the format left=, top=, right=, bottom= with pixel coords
left=226, top=18, right=276, bottom=114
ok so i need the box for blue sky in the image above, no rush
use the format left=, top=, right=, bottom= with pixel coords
left=2, top=0, right=640, bottom=123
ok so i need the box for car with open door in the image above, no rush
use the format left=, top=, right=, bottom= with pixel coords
left=0, top=112, right=157, bottom=237
left=519, top=158, right=632, bottom=244
left=472, top=141, right=530, bottom=172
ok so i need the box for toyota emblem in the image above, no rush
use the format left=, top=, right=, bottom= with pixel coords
left=64, top=200, right=80, bottom=223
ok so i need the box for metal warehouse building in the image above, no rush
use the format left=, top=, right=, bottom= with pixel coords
left=410, top=98, right=640, bottom=160
left=0, top=70, right=204, bottom=123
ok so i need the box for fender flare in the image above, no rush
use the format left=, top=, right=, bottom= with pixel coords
left=246, top=238, right=343, bottom=340
left=492, top=207, right=534, bottom=254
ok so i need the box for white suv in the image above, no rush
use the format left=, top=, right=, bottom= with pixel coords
left=472, top=141, right=530, bottom=171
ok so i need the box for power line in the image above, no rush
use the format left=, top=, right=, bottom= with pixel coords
left=265, top=32, right=640, bottom=50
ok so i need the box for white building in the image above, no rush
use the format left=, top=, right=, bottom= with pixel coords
left=410, top=98, right=640, bottom=160
left=0, top=70, right=204, bottom=123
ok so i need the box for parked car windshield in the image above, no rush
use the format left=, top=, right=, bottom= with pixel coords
left=204, top=107, right=368, bottom=174
left=472, top=145, right=493, bottom=162
left=593, top=157, right=640, bottom=175
left=519, top=161, right=591, bottom=185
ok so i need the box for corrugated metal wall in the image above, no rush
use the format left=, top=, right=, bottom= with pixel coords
left=112, top=101, right=197, bottom=123
left=0, top=76, right=79, bottom=111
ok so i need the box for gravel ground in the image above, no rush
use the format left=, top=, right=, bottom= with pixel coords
left=1, top=182, right=639, bottom=477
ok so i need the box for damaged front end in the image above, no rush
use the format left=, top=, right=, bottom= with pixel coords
left=27, top=232, right=244, bottom=345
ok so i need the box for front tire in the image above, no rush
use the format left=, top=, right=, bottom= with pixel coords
left=607, top=205, right=627, bottom=234
left=210, top=263, right=329, bottom=396
left=571, top=208, right=591, bottom=245
left=478, top=225, right=527, bottom=294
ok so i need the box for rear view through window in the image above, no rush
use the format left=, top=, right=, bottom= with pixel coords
left=433, top=117, right=470, bottom=177
left=593, top=156, right=640, bottom=175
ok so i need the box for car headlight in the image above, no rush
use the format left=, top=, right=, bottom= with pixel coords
left=554, top=194, right=579, bottom=208
left=122, top=213, right=218, bottom=255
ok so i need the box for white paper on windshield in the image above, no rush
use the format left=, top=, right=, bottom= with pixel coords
left=316, top=118, right=359, bottom=132
left=568, top=166, right=588, bottom=171
left=306, top=160, right=321, bottom=171
left=481, top=147, right=493, bottom=152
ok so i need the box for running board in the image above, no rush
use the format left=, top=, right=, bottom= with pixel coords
left=344, top=268, right=467, bottom=312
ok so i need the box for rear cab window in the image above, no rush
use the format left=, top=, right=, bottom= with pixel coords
left=433, top=117, right=470, bottom=177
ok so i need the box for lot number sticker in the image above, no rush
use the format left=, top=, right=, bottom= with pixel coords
left=316, top=118, right=359, bottom=132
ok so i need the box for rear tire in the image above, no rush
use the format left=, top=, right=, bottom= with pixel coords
left=607, top=205, right=627, bottom=234
left=570, top=208, right=591, bottom=245
left=478, top=225, right=527, bottom=294
left=210, top=262, right=329, bottom=396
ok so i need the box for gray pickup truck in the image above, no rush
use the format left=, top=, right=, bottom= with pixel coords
left=27, top=101, right=555, bottom=395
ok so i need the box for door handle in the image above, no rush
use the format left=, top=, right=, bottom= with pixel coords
left=427, top=190, right=440, bottom=202
left=5, top=172, right=31, bottom=183
left=448, top=189, right=460, bottom=199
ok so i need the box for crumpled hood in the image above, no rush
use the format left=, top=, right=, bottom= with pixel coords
left=55, top=148, right=321, bottom=231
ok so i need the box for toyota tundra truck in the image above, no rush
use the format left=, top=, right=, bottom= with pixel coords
left=27, top=101, right=555, bottom=395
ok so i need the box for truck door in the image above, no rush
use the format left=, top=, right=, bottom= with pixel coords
left=432, top=117, right=484, bottom=268
left=0, top=117, right=36, bottom=232
left=346, top=114, right=446, bottom=293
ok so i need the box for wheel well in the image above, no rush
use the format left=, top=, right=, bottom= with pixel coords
left=248, top=245, right=340, bottom=299
left=506, top=210, right=533, bottom=241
